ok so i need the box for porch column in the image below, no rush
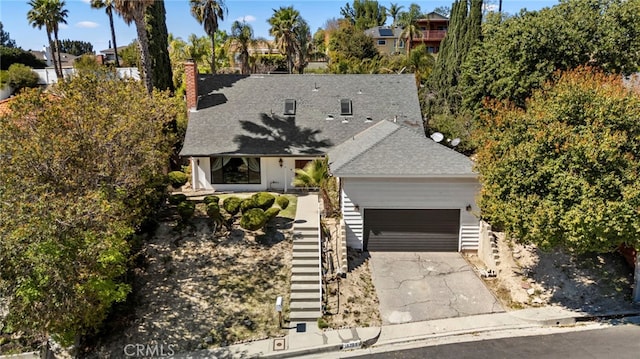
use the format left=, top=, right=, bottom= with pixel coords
left=190, top=157, right=198, bottom=191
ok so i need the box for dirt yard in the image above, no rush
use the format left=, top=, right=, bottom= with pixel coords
left=320, top=220, right=382, bottom=329
left=84, top=200, right=294, bottom=357
left=467, top=232, right=637, bottom=314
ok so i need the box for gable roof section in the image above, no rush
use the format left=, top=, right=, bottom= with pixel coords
left=179, top=74, right=422, bottom=157
left=328, top=120, right=475, bottom=177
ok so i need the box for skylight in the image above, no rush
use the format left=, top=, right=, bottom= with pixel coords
left=284, top=99, right=296, bottom=115
left=340, top=99, right=352, bottom=116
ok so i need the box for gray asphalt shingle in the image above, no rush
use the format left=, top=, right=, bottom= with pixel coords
left=179, top=74, right=423, bottom=156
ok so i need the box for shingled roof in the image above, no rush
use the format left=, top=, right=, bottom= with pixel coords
left=179, top=74, right=423, bottom=157
left=328, top=120, right=475, bottom=177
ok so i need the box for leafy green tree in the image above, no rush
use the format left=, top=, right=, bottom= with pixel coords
left=118, top=40, right=140, bottom=68
left=145, top=0, right=174, bottom=91
left=0, top=21, right=17, bottom=48
left=58, top=39, right=94, bottom=55
left=6, top=63, right=39, bottom=94
left=474, top=68, right=640, bottom=254
left=294, top=157, right=337, bottom=215
left=231, top=21, right=256, bottom=74
left=329, top=23, right=379, bottom=61
left=462, top=0, right=640, bottom=112
left=27, top=0, right=68, bottom=79
left=190, top=0, right=227, bottom=74
left=340, top=0, right=386, bottom=30
left=0, top=46, right=46, bottom=70
left=293, top=19, right=311, bottom=73
left=268, top=6, right=304, bottom=74
left=397, top=3, right=423, bottom=54
left=90, top=0, right=120, bottom=67
left=0, top=71, right=177, bottom=345
left=114, top=0, right=154, bottom=93
left=73, top=54, right=102, bottom=72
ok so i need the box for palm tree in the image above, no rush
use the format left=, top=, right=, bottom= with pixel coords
left=190, top=0, right=227, bottom=74
left=388, top=3, right=404, bottom=26
left=293, top=157, right=336, bottom=215
left=27, top=0, right=68, bottom=79
left=268, top=6, right=303, bottom=74
left=230, top=21, right=256, bottom=75
left=90, top=0, right=119, bottom=67
left=398, top=4, right=423, bottom=54
left=113, top=0, right=154, bottom=93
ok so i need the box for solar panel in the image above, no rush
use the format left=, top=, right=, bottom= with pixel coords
left=379, top=28, right=394, bottom=37
left=340, top=99, right=352, bottom=116
left=284, top=99, right=296, bottom=115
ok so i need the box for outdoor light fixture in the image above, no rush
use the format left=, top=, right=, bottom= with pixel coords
left=279, top=158, right=283, bottom=167
left=466, top=204, right=472, bottom=212
left=354, top=204, right=360, bottom=211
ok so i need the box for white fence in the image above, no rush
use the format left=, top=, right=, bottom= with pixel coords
left=33, top=67, right=140, bottom=85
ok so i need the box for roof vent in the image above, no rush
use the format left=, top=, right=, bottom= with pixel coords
left=341, top=118, right=349, bottom=124
left=365, top=117, right=373, bottom=123
left=313, top=82, right=319, bottom=91
left=340, top=99, right=352, bottom=116
left=284, top=99, right=296, bottom=115
left=325, top=114, right=334, bottom=121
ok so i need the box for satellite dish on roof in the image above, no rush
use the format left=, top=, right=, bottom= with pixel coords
left=430, top=132, right=444, bottom=142
left=451, top=138, right=461, bottom=147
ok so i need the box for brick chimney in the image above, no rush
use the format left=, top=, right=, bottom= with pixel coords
left=184, top=60, right=198, bottom=111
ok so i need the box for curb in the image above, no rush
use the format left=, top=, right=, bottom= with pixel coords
left=263, top=328, right=381, bottom=358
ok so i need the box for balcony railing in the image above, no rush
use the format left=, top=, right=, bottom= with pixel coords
left=414, top=30, right=447, bottom=41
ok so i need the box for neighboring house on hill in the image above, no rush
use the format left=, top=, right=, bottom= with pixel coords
left=179, top=60, right=480, bottom=252
left=364, top=26, right=404, bottom=55
left=410, top=12, right=449, bottom=54
left=30, top=47, right=77, bottom=68
left=100, top=46, right=128, bottom=65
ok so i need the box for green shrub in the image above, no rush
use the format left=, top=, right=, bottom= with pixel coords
left=206, top=202, right=221, bottom=218
left=177, top=201, right=195, bottom=222
left=6, top=63, right=39, bottom=94
left=240, top=208, right=268, bottom=231
left=167, top=171, right=189, bottom=189
left=265, top=207, right=280, bottom=221
left=252, top=192, right=276, bottom=210
left=240, top=197, right=259, bottom=213
left=276, top=195, right=290, bottom=210
left=317, top=317, right=329, bottom=329
left=223, top=196, right=242, bottom=216
left=203, top=195, right=220, bottom=205
left=168, top=193, right=187, bottom=205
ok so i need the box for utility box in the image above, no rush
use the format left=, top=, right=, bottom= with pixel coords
left=275, top=296, right=283, bottom=312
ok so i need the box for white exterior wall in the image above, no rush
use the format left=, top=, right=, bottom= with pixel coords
left=341, top=177, right=480, bottom=250
left=190, top=156, right=317, bottom=192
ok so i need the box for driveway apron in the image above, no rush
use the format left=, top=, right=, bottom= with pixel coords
left=369, top=252, right=504, bottom=324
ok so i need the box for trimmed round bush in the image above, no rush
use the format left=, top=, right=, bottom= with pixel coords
left=240, top=208, right=268, bottom=231
left=240, top=197, right=259, bottom=213
left=203, top=195, right=220, bottom=205
left=168, top=193, right=187, bottom=205
left=276, top=195, right=289, bottom=210
left=168, top=171, right=189, bottom=189
left=177, top=201, right=195, bottom=222
left=223, top=196, right=242, bottom=216
left=252, top=192, right=276, bottom=210
left=206, top=202, right=221, bottom=218
left=265, top=207, right=280, bottom=221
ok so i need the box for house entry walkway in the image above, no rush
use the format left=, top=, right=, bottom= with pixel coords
left=288, top=193, right=322, bottom=333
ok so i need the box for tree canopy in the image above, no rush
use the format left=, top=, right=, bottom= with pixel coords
left=0, top=71, right=178, bottom=345
left=475, top=68, right=640, bottom=254
left=340, top=0, right=386, bottom=30
left=0, top=21, right=17, bottom=48
left=58, top=39, right=94, bottom=55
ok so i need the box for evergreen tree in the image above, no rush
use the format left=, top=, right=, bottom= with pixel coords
left=145, top=0, right=174, bottom=92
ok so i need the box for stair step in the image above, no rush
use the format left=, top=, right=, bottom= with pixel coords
left=292, top=235, right=318, bottom=242
left=293, top=252, right=318, bottom=260
left=290, top=301, right=322, bottom=311
left=292, top=266, right=320, bottom=274
left=292, top=275, right=320, bottom=284
left=292, top=259, right=319, bottom=267
left=291, top=283, right=320, bottom=292
left=293, top=245, right=319, bottom=253
left=291, top=292, right=321, bottom=302
left=289, top=311, right=321, bottom=321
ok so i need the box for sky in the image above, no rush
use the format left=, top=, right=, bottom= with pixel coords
left=1, top=0, right=560, bottom=52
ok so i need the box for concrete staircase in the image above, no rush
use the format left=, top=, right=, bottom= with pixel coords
left=460, top=224, right=480, bottom=251
left=289, top=195, right=322, bottom=327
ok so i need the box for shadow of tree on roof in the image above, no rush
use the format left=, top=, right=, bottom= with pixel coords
left=234, top=113, right=333, bottom=155
left=196, top=74, right=249, bottom=110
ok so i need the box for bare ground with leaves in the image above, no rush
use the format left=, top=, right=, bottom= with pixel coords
left=467, top=232, right=637, bottom=314
left=84, top=205, right=292, bottom=357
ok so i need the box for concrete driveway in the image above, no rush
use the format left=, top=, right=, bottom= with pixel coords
left=369, top=252, right=504, bottom=324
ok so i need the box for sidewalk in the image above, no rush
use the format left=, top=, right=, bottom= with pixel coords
left=173, top=306, right=640, bottom=359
